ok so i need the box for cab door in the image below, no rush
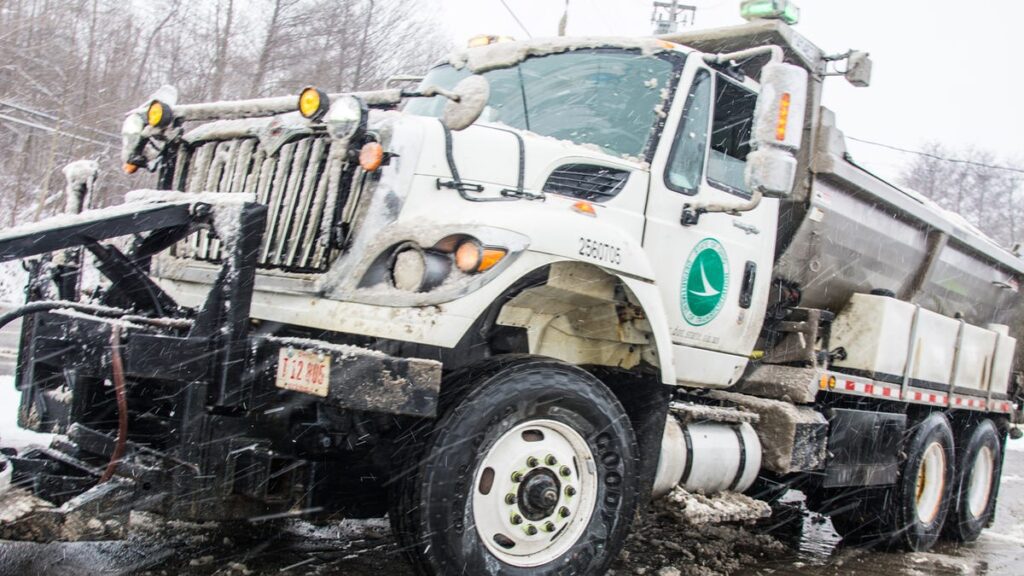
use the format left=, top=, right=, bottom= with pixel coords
left=643, top=53, right=779, bottom=387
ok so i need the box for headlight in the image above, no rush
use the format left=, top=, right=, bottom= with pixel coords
left=298, top=86, right=329, bottom=120
left=390, top=244, right=451, bottom=292
left=324, top=95, right=366, bottom=140
left=147, top=100, right=173, bottom=128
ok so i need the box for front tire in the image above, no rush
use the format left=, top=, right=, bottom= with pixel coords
left=391, top=357, right=639, bottom=575
left=945, top=419, right=1002, bottom=542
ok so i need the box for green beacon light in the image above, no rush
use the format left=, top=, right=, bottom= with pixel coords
left=740, top=0, right=800, bottom=25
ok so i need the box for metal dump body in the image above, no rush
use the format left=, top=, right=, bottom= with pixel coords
left=781, top=113, right=1024, bottom=332
left=667, top=22, right=1024, bottom=352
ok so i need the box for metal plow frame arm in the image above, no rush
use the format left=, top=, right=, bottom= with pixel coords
left=0, top=202, right=199, bottom=264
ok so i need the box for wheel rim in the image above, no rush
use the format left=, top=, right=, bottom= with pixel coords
left=472, top=419, right=598, bottom=567
left=966, top=445, right=995, bottom=519
left=914, top=441, right=946, bottom=524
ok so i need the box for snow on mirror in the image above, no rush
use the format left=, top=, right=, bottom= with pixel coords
left=442, top=74, right=490, bottom=131
left=745, top=62, right=808, bottom=197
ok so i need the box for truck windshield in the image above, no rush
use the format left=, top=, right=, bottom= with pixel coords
left=405, top=49, right=676, bottom=159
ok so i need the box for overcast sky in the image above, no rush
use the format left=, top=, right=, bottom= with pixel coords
left=438, top=0, right=1023, bottom=181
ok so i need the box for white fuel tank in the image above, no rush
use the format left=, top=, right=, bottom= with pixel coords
left=653, top=418, right=761, bottom=498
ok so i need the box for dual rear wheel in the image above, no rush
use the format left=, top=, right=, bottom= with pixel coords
left=823, top=413, right=1003, bottom=551
left=946, top=419, right=1002, bottom=543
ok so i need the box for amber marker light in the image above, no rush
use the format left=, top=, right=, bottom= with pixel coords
left=775, top=92, right=791, bottom=142
left=572, top=201, right=597, bottom=217
left=478, top=248, right=506, bottom=272
left=298, top=87, right=329, bottom=120
left=123, top=163, right=139, bottom=174
left=359, top=141, right=384, bottom=171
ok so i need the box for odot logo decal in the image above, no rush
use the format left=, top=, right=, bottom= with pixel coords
left=680, top=238, right=729, bottom=326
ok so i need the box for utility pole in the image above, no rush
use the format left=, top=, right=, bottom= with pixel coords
left=558, top=0, right=569, bottom=36
left=651, top=1, right=696, bottom=34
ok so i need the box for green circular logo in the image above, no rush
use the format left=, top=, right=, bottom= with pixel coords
left=680, top=238, right=729, bottom=326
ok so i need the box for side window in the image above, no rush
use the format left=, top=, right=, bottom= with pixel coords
left=665, top=70, right=711, bottom=195
left=707, top=75, right=758, bottom=197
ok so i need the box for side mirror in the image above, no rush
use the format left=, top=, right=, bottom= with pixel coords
left=441, top=75, right=490, bottom=131
left=845, top=51, right=872, bottom=87
left=745, top=62, right=808, bottom=197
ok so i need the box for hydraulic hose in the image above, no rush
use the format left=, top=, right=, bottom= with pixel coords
left=100, top=325, right=128, bottom=483
left=0, top=301, right=127, bottom=332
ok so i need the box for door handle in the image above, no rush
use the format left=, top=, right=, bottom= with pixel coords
left=739, top=261, right=756, bottom=309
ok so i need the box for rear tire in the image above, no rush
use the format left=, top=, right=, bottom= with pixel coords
left=390, top=357, right=639, bottom=575
left=945, top=419, right=1002, bottom=542
left=890, top=412, right=955, bottom=551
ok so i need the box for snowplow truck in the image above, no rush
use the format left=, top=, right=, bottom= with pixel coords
left=1, top=19, right=1021, bottom=574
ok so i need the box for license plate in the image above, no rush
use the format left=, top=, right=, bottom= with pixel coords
left=275, top=347, right=331, bottom=397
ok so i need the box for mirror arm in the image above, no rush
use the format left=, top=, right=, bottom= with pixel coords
left=703, top=45, right=784, bottom=66
left=404, top=85, right=461, bottom=102
left=681, top=189, right=763, bottom=227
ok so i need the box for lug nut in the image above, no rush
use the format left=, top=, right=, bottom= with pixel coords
left=511, top=471, right=523, bottom=483
left=505, top=493, right=517, bottom=505
left=525, top=524, right=538, bottom=536
left=559, top=465, right=572, bottom=477
left=565, top=486, right=576, bottom=497
left=545, top=454, right=558, bottom=466
left=559, top=506, right=570, bottom=518
left=511, top=514, right=523, bottom=525
left=544, top=521, right=556, bottom=532
left=527, top=456, right=539, bottom=468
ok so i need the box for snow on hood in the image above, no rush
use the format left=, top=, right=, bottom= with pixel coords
left=182, top=111, right=312, bottom=143
left=447, top=36, right=671, bottom=74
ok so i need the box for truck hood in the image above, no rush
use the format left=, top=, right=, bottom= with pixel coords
left=399, top=114, right=649, bottom=196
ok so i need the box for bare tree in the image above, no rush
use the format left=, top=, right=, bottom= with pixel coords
left=0, top=0, right=451, bottom=225
left=209, top=0, right=236, bottom=101
left=900, top=142, right=1024, bottom=248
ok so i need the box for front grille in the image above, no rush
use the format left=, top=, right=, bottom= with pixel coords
left=170, top=135, right=348, bottom=272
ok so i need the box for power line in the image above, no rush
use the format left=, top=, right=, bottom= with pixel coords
left=847, top=135, right=1024, bottom=175
left=496, top=0, right=533, bottom=38
left=0, top=100, right=121, bottom=140
left=0, top=113, right=114, bottom=147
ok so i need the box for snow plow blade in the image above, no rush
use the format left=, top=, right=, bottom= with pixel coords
left=1, top=194, right=443, bottom=534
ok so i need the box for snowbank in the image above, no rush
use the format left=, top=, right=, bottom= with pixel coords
left=0, top=376, right=53, bottom=451
left=0, top=261, right=27, bottom=305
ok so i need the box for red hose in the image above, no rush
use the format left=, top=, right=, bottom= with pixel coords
left=100, top=325, right=128, bottom=483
